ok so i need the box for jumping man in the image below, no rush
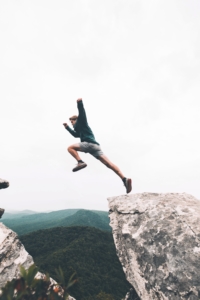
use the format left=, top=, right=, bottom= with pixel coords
left=63, top=98, right=132, bottom=193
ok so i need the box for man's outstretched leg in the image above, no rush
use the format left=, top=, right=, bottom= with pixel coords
left=98, top=155, right=132, bottom=193
left=67, top=144, right=87, bottom=172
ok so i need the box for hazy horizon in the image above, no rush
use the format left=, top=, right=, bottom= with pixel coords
left=4, top=208, right=106, bottom=214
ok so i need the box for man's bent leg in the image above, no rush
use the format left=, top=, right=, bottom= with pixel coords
left=68, top=144, right=82, bottom=161
left=67, top=144, right=87, bottom=172
left=98, top=155, right=124, bottom=179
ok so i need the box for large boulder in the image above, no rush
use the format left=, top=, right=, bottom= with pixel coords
left=108, top=193, right=200, bottom=300
left=0, top=179, right=9, bottom=189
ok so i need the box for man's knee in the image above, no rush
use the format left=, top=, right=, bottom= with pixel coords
left=67, top=146, right=73, bottom=152
left=68, top=144, right=80, bottom=152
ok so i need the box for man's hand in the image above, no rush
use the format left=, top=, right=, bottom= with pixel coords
left=77, top=98, right=82, bottom=102
left=63, top=123, right=68, bottom=128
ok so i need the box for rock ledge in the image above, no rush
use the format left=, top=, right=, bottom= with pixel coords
left=108, top=193, right=200, bottom=300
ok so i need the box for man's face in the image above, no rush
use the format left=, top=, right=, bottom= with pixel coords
left=70, top=119, right=76, bottom=126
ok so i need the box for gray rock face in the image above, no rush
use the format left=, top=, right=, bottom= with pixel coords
left=0, top=222, right=75, bottom=300
left=0, top=179, right=9, bottom=189
left=108, top=193, right=200, bottom=300
left=0, top=222, right=33, bottom=287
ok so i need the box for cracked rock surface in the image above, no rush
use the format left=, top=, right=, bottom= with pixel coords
left=108, top=193, right=200, bottom=300
left=0, top=222, right=75, bottom=300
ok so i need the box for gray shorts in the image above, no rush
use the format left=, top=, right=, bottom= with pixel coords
left=79, top=142, right=104, bottom=159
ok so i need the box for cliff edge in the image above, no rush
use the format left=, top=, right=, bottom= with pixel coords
left=108, top=193, right=200, bottom=300
left=0, top=178, right=9, bottom=190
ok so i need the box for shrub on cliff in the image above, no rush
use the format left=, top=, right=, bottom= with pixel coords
left=0, top=264, right=76, bottom=300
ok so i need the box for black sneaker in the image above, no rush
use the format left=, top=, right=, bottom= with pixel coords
left=124, top=178, right=132, bottom=194
left=0, top=208, right=5, bottom=219
left=72, top=162, right=87, bottom=172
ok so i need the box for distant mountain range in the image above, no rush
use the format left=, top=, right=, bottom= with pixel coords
left=3, top=210, right=39, bottom=219
left=1, top=209, right=111, bottom=235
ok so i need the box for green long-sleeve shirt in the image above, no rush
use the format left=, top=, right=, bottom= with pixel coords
left=66, top=101, right=99, bottom=145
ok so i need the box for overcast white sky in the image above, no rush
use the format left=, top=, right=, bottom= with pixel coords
left=0, top=0, right=200, bottom=212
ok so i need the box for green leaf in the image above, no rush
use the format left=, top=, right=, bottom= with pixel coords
left=26, top=264, right=38, bottom=286
left=19, top=265, right=27, bottom=279
left=55, top=266, right=65, bottom=286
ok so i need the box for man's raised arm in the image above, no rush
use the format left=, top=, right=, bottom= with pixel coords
left=63, top=123, right=80, bottom=138
left=77, top=98, right=87, bottom=124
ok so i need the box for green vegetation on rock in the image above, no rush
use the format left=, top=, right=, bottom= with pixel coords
left=0, top=264, right=76, bottom=300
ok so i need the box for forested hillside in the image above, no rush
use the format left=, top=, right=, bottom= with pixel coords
left=1, top=209, right=111, bottom=235
left=21, top=226, right=132, bottom=300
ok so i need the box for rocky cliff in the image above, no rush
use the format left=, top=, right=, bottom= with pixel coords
left=0, top=222, right=75, bottom=299
left=0, top=222, right=33, bottom=287
left=108, top=193, right=200, bottom=300
left=0, top=178, right=9, bottom=190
